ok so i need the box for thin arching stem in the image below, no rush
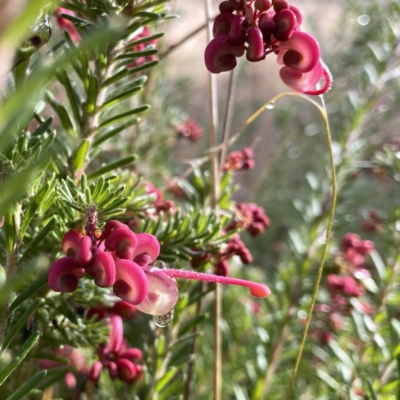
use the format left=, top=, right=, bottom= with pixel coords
left=284, top=95, right=336, bottom=399
left=206, top=91, right=336, bottom=398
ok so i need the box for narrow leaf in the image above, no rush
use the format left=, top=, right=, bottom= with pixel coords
left=72, top=139, right=89, bottom=172
left=99, top=105, right=150, bottom=128
left=87, top=156, right=136, bottom=180
left=20, top=183, right=51, bottom=238
left=2, top=298, right=44, bottom=352
left=9, top=274, right=48, bottom=313
left=5, top=370, right=47, bottom=400
left=0, top=331, right=40, bottom=385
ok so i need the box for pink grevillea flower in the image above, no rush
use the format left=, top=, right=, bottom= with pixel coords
left=89, top=315, right=143, bottom=384
left=114, top=260, right=148, bottom=304
left=126, top=26, right=159, bottom=69
left=133, top=233, right=161, bottom=266
left=223, top=147, right=255, bottom=171
left=54, top=8, right=81, bottom=43
left=205, top=0, right=332, bottom=94
left=105, top=228, right=138, bottom=260
left=88, top=252, right=116, bottom=287
left=38, top=346, right=88, bottom=388
left=204, top=34, right=246, bottom=74
left=176, top=119, right=203, bottom=142
left=88, top=300, right=138, bottom=321
left=48, top=257, right=85, bottom=292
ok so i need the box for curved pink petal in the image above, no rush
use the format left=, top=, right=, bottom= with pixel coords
left=89, top=361, right=103, bottom=382
left=103, top=220, right=129, bottom=233
left=135, top=267, right=179, bottom=316
left=105, top=228, right=138, bottom=260
left=132, top=233, right=160, bottom=266
left=113, top=260, right=148, bottom=305
left=273, top=9, right=296, bottom=41
left=76, top=235, right=92, bottom=267
left=107, top=361, right=118, bottom=379
left=279, top=31, right=320, bottom=73
left=110, top=300, right=138, bottom=319
left=106, top=315, right=124, bottom=355
left=279, top=60, right=323, bottom=93
left=246, top=27, right=265, bottom=62
left=258, top=12, right=276, bottom=37
left=64, top=372, right=76, bottom=389
left=289, top=5, right=303, bottom=27
left=62, top=230, right=82, bottom=257
left=219, top=0, right=237, bottom=13
left=116, top=358, right=136, bottom=382
left=213, top=13, right=235, bottom=37
left=90, top=251, right=116, bottom=287
left=255, top=0, right=272, bottom=11
left=48, top=257, right=84, bottom=292
left=304, top=65, right=332, bottom=95
left=228, top=15, right=247, bottom=46
left=205, top=35, right=246, bottom=74
left=120, top=348, right=142, bottom=361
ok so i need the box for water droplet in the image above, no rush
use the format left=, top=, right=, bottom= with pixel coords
left=153, top=309, right=174, bottom=327
left=357, top=14, right=370, bottom=26
left=153, top=260, right=167, bottom=270
left=266, top=102, right=275, bottom=110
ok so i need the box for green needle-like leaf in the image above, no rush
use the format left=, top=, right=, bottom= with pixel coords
left=5, top=370, right=47, bottom=400
left=87, top=155, right=137, bottom=180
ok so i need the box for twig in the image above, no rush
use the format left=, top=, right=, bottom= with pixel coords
left=219, top=69, right=237, bottom=172
left=161, top=14, right=218, bottom=59
left=183, top=284, right=203, bottom=400
left=203, top=1, right=221, bottom=399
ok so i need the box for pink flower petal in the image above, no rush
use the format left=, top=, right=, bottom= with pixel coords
left=132, top=233, right=160, bottom=266
left=246, top=27, right=265, bottom=62
left=113, top=260, right=148, bottom=304
left=213, top=13, right=235, bottom=37
left=204, top=35, right=246, bottom=74
left=116, top=358, right=137, bottom=383
left=279, top=60, right=323, bottom=93
left=273, top=9, right=296, bottom=41
left=62, top=230, right=82, bottom=257
left=279, top=31, right=320, bottom=73
left=107, top=315, right=124, bottom=354
left=48, top=257, right=84, bottom=292
left=90, top=251, right=116, bottom=287
left=76, top=235, right=92, bottom=267
left=89, top=361, right=103, bottom=382
left=228, top=15, right=247, bottom=46
left=105, top=228, right=138, bottom=260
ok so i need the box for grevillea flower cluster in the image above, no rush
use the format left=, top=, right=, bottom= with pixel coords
left=127, top=26, right=159, bottom=69
left=204, top=0, right=332, bottom=94
left=145, top=182, right=176, bottom=215
left=213, top=233, right=253, bottom=276
left=176, top=119, right=203, bottom=142
left=48, top=218, right=271, bottom=318
left=38, top=346, right=88, bottom=389
left=310, top=233, right=375, bottom=345
left=223, top=147, right=255, bottom=171
left=54, top=8, right=81, bottom=43
left=90, top=315, right=143, bottom=384
left=227, top=202, right=270, bottom=236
